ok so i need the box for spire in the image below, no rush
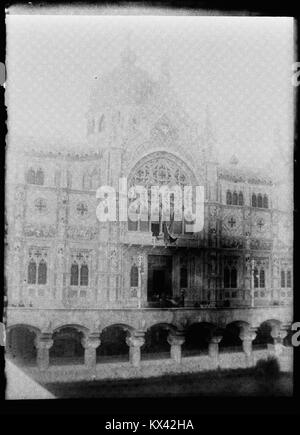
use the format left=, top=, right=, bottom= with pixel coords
left=204, top=105, right=217, bottom=162
left=160, top=52, right=170, bottom=84
left=121, top=32, right=137, bottom=67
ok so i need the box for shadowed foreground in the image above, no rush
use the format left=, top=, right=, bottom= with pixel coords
left=43, top=368, right=293, bottom=398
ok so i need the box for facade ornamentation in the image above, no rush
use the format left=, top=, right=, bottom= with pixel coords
left=67, top=225, right=97, bottom=240
left=24, top=224, right=56, bottom=238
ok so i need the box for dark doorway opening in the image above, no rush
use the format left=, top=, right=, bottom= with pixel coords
left=147, top=255, right=172, bottom=304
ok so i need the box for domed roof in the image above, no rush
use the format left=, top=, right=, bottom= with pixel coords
left=89, top=48, right=158, bottom=112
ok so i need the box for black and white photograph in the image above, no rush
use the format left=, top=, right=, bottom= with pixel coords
left=1, top=3, right=297, bottom=409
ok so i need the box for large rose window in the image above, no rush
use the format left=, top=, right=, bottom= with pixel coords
left=127, top=152, right=196, bottom=235
left=129, top=152, right=193, bottom=188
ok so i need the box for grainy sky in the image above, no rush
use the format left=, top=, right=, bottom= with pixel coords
left=5, top=12, right=294, bottom=169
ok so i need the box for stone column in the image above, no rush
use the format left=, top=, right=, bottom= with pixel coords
left=126, top=332, right=145, bottom=368
left=34, top=334, right=53, bottom=371
left=81, top=334, right=101, bottom=368
left=208, top=335, right=222, bottom=368
left=167, top=332, right=185, bottom=364
left=239, top=329, right=257, bottom=367
left=270, top=328, right=288, bottom=356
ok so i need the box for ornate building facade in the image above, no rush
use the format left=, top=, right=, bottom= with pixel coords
left=5, top=49, right=293, bottom=379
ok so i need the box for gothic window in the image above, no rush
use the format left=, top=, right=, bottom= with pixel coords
left=83, top=174, right=91, bottom=190
left=287, top=270, right=292, bottom=288
left=128, top=153, right=194, bottom=234
left=252, top=194, right=257, bottom=207
left=37, top=260, right=47, bottom=285
left=263, top=194, right=269, bottom=209
left=231, top=267, right=237, bottom=288
left=226, top=191, right=232, bottom=205
left=259, top=268, right=265, bottom=288
left=224, top=267, right=230, bottom=288
left=130, top=265, right=139, bottom=287
left=26, top=168, right=36, bottom=184
left=67, top=171, right=72, bottom=189
left=35, top=168, right=44, bottom=185
left=281, top=270, right=286, bottom=288
left=232, top=191, right=238, bottom=206
left=238, top=192, right=244, bottom=206
left=98, top=115, right=105, bottom=132
left=254, top=267, right=259, bottom=288
left=80, top=264, right=89, bottom=286
left=54, top=170, right=61, bottom=187
left=28, top=260, right=37, bottom=284
left=70, top=263, right=79, bottom=286
left=224, top=265, right=237, bottom=288
left=180, top=267, right=188, bottom=288
left=257, top=194, right=263, bottom=208
left=90, top=169, right=99, bottom=190
left=87, top=118, right=94, bottom=135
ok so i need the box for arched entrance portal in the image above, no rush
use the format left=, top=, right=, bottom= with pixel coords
left=128, top=151, right=199, bottom=305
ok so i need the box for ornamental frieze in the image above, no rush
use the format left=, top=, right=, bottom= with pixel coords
left=250, top=239, right=272, bottom=250
left=67, top=225, right=98, bottom=240
left=24, top=223, right=56, bottom=238
left=220, top=236, right=244, bottom=249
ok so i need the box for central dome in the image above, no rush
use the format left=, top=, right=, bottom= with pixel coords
left=90, top=48, right=157, bottom=111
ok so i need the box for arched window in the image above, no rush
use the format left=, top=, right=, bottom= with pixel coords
left=230, top=267, right=237, bottom=288
left=287, top=270, right=292, bottom=288
left=28, top=260, right=37, bottom=284
left=259, top=268, right=265, bottom=288
left=70, top=263, right=79, bottom=286
left=54, top=170, right=61, bottom=187
left=26, top=168, right=36, bottom=184
left=226, top=191, right=232, bottom=205
left=180, top=267, right=188, bottom=288
left=254, top=267, right=259, bottom=288
left=82, top=174, right=90, bottom=190
left=257, top=194, right=263, bottom=208
left=238, top=192, right=244, bottom=206
left=98, top=115, right=105, bottom=132
left=281, top=270, right=286, bottom=288
left=80, top=264, right=89, bottom=286
left=35, top=168, right=44, bottom=185
left=67, top=171, right=72, bottom=189
left=130, top=265, right=139, bottom=287
left=87, top=118, right=95, bottom=135
left=90, top=169, right=99, bottom=190
left=232, top=191, right=238, bottom=206
left=263, top=195, right=268, bottom=209
left=224, top=267, right=230, bottom=288
left=37, top=260, right=47, bottom=285
left=252, top=194, right=257, bottom=207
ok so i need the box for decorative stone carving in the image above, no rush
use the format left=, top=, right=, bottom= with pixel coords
left=220, top=237, right=244, bottom=249
left=24, top=224, right=56, bottom=238
left=67, top=225, right=97, bottom=240
left=76, top=202, right=89, bottom=217
left=128, top=152, right=194, bottom=188
left=250, top=239, right=272, bottom=250
left=34, top=198, right=48, bottom=214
